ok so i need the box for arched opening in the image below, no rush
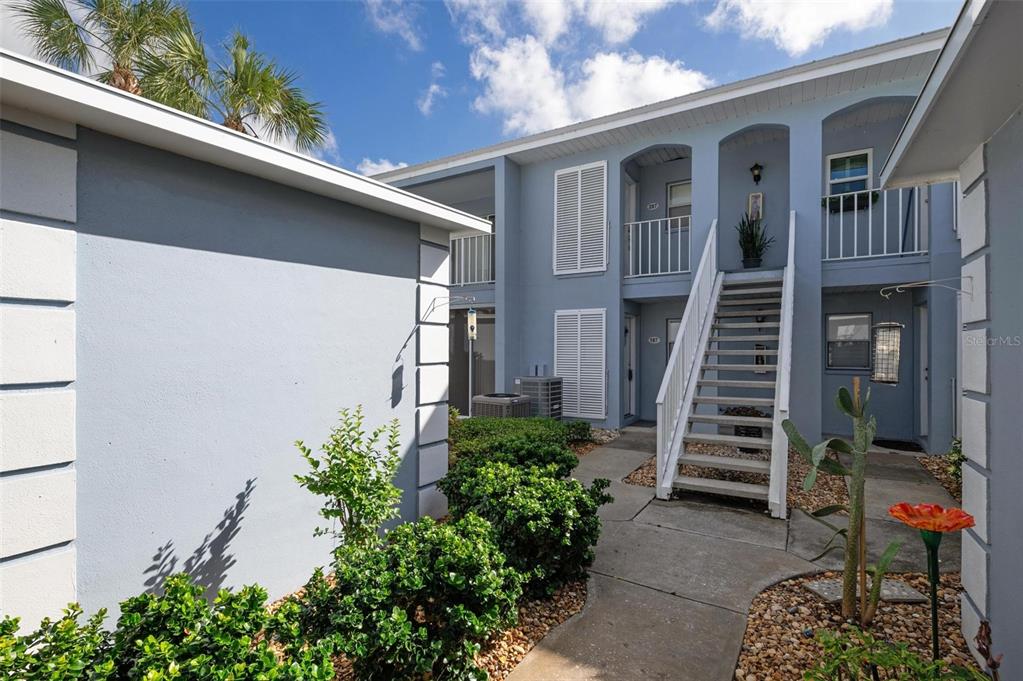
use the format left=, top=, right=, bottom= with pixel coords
left=717, top=124, right=790, bottom=271
left=620, top=144, right=694, bottom=278
left=821, top=97, right=919, bottom=260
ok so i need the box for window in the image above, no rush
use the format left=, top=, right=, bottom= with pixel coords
left=826, top=150, right=872, bottom=195
left=826, top=313, right=871, bottom=369
left=666, top=318, right=681, bottom=361
left=554, top=161, right=607, bottom=275
left=666, top=181, right=692, bottom=219
left=554, top=308, right=606, bottom=418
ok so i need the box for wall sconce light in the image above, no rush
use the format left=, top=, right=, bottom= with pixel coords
left=749, top=162, right=763, bottom=185
left=871, top=322, right=904, bottom=384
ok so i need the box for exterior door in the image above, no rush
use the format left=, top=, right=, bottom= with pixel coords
left=624, top=314, right=637, bottom=417
left=918, top=304, right=929, bottom=437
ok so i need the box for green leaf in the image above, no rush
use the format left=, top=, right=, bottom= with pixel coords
left=811, top=504, right=848, bottom=517
left=836, top=386, right=854, bottom=416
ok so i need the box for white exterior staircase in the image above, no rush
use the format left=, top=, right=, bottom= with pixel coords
left=655, top=212, right=796, bottom=518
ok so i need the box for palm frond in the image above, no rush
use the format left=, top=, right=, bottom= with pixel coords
left=11, top=0, right=93, bottom=72
left=137, top=12, right=210, bottom=117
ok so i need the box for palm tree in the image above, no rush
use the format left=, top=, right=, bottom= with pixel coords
left=139, top=27, right=327, bottom=152
left=12, top=0, right=186, bottom=94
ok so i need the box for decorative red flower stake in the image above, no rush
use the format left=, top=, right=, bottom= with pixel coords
left=889, top=503, right=975, bottom=663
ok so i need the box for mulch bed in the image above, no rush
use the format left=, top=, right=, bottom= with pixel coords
left=571, top=428, right=620, bottom=458
left=622, top=446, right=849, bottom=514
left=918, top=455, right=962, bottom=502
left=735, top=572, right=979, bottom=681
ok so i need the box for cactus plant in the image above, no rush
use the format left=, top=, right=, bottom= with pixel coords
left=783, top=377, right=901, bottom=625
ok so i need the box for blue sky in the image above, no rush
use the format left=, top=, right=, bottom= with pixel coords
left=3, top=0, right=963, bottom=174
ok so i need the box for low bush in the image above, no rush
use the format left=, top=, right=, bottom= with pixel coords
left=0, top=573, right=335, bottom=680
left=440, top=462, right=612, bottom=595
left=946, top=437, right=966, bottom=484
left=449, top=416, right=572, bottom=459
left=299, top=514, right=521, bottom=681
left=804, top=628, right=989, bottom=680
left=564, top=420, right=592, bottom=443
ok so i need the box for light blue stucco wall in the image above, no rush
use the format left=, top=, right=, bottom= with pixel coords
left=73, top=129, right=422, bottom=614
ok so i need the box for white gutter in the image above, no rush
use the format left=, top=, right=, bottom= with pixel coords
left=378, top=29, right=947, bottom=183
left=0, top=50, right=490, bottom=234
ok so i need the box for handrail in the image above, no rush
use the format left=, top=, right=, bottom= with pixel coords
left=822, top=186, right=925, bottom=260
left=450, top=232, right=495, bottom=286
left=655, top=219, right=720, bottom=499
left=768, top=210, right=796, bottom=518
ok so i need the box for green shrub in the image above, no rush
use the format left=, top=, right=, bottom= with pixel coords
left=946, top=437, right=966, bottom=484
left=449, top=416, right=571, bottom=459
left=804, top=628, right=989, bottom=680
left=450, top=434, right=579, bottom=481
left=441, top=462, right=612, bottom=595
left=0, top=574, right=335, bottom=681
left=294, top=406, right=402, bottom=550
left=564, top=420, right=592, bottom=443
left=0, top=606, right=114, bottom=679
left=324, top=514, right=522, bottom=681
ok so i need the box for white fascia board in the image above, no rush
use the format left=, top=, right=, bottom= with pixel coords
left=378, top=30, right=947, bottom=183
left=880, top=0, right=993, bottom=188
left=0, top=51, right=490, bottom=235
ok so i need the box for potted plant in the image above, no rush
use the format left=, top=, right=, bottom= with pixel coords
left=735, top=212, right=774, bottom=269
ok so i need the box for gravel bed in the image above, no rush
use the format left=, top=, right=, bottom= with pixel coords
left=476, top=580, right=587, bottom=679
left=622, top=445, right=849, bottom=514
left=735, top=571, right=979, bottom=681
left=917, top=455, right=962, bottom=502
left=572, top=428, right=619, bottom=458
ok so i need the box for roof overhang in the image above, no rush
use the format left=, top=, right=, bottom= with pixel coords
left=377, top=30, right=946, bottom=184
left=0, top=50, right=490, bottom=234
left=881, top=0, right=1023, bottom=188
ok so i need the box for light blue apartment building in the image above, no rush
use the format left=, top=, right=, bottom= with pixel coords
left=378, top=30, right=962, bottom=514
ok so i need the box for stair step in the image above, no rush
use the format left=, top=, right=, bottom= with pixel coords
left=679, top=452, right=772, bottom=474
left=672, top=475, right=770, bottom=501
left=723, top=276, right=783, bottom=287
left=689, top=414, right=774, bottom=427
left=718, top=297, right=782, bottom=306
left=701, top=364, right=776, bottom=372
left=706, top=348, right=778, bottom=356
left=720, top=286, right=782, bottom=296
left=685, top=431, right=772, bottom=448
left=716, top=309, right=781, bottom=318
left=714, top=322, right=781, bottom=329
left=699, top=379, right=776, bottom=390
left=709, top=335, right=780, bottom=342
left=693, top=395, right=775, bottom=406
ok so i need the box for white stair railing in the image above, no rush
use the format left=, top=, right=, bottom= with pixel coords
left=767, top=210, right=797, bottom=518
left=655, top=220, right=721, bottom=499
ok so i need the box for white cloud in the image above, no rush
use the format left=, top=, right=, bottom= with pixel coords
left=520, top=0, right=573, bottom=46
left=569, top=51, right=713, bottom=120
left=417, top=61, right=448, bottom=115
left=470, top=36, right=573, bottom=134
left=357, top=157, right=409, bottom=175
left=580, top=0, right=676, bottom=45
left=365, top=0, right=424, bottom=51
left=444, top=0, right=507, bottom=45
left=705, top=0, right=894, bottom=56
left=470, top=36, right=712, bottom=135
left=311, top=129, right=341, bottom=165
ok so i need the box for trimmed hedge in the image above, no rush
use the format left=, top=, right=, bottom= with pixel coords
left=440, top=461, right=612, bottom=596
left=290, top=514, right=521, bottom=681
left=449, top=416, right=591, bottom=460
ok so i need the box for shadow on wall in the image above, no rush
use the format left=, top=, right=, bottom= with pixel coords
left=143, top=478, right=256, bottom=601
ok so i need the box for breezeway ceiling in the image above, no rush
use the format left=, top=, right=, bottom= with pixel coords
left=405, top=168, right=495, bottom=205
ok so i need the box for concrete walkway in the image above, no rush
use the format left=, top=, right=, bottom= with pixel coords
left=507, top=425, right=959, bottom=681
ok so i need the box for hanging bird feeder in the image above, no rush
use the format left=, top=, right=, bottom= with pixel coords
left=871, top=321, right=904, bottom=384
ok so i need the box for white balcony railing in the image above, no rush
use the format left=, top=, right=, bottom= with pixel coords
left=624, top=216, right=691, bottom=277
left=450, top=233, right=495, bottom=286
left=822, top=186, right=927, bottom=261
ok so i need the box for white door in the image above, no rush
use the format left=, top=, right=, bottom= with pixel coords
left=918, top=304, right=929, bottom=437
left=624, top=315, right=637, bottom=417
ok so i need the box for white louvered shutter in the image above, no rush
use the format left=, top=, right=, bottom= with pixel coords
left=553, top=161, right=606, bottom=274
left=554, top=308, right=606, bottom=419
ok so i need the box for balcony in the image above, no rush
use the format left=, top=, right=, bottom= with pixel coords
left=624, top=216, right=691, bottom=278
left=822, top=186, right=926, bottom=261
left=450, top=232, right=495, bottom=286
